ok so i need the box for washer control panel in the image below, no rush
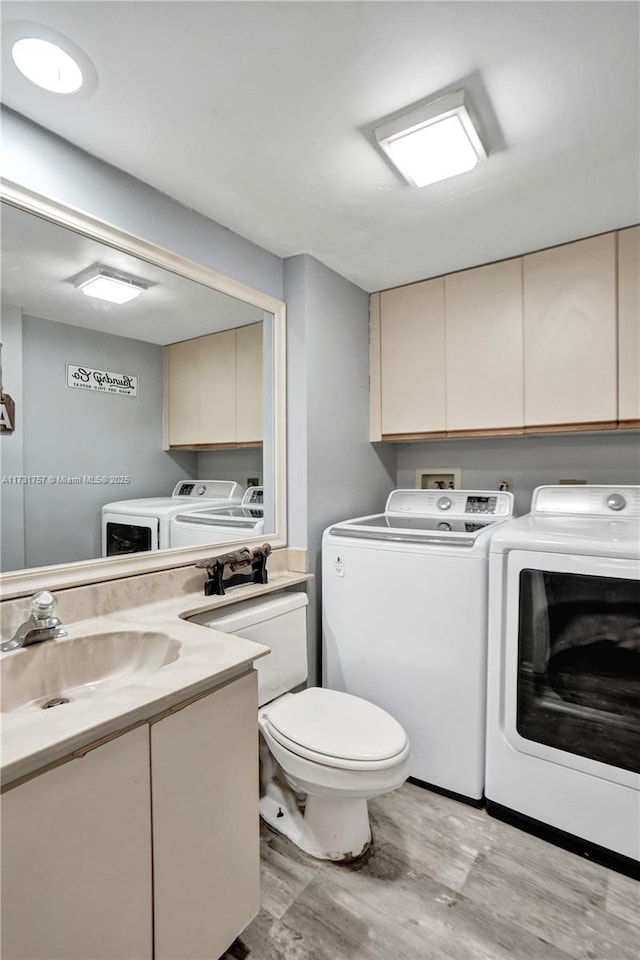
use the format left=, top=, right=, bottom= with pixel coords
left=465, top=495, right=498, bottom=515
left=385, top=489, right=513, bottom=519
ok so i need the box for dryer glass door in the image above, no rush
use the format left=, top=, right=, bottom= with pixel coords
left=102, top=513, right=159, bottom=557
left=503, top=551, right=640, bottom=784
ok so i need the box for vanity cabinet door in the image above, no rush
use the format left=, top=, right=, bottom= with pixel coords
left=618, top=225, right=640, bottom=424
left=445, top=258, right=524, bottom=433
left=236, top=322, right=264, bottom=443
left=0, top=726, right=152, bottom=960
left=151, top=671, right=260, bottom=960
left=379, top=277, right=446, bottom=437
left=523, top=233, right=617, bottom=428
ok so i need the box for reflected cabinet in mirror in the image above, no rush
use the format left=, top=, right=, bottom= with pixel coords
left=0, top=183, right=286, bottom=597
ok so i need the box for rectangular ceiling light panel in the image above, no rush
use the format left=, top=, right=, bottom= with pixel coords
left=375, top=90, right=487, bottom=187
left=69, top=264, right=149, bottom=304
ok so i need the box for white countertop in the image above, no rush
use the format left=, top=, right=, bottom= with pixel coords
left=1, top=572, right=310, bottom=788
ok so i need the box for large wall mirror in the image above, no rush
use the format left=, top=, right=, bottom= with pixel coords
left=0, top=183, right=286, bottom=598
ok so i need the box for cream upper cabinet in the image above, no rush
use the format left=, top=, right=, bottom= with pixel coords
left=199, top=328, right=237, bottom=443
left=151, top=673, right=260, bottom=960
left=166, top=336, right=202, bottom=446
left=380, top=278, right=446, bottom=436
left=523, top=233, right=617, bottom=427
left=1, top=727, right=152, bottom=960
left=618, top=225, right=640, bottom=424
left=445, top=259, right=524, bottom=432
left=165, top=323, right=263, bottom=447
left=236, top=322, right=264, bottom=442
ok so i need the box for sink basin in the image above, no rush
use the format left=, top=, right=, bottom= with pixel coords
left=0, top=630, right=181, bottom=713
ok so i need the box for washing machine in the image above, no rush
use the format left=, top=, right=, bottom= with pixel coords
left=322, top=488, right=514, bottom=802
left=170, top=486, right=264, bottom=548
left=485, top=485, right=640, bottom=874
left=101, top=480, right=244, bottom=556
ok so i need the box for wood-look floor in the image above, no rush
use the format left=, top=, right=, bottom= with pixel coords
left=223, top=782, right=640, bottom=960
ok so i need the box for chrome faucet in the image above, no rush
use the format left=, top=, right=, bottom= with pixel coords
left=1, top=591, right=68, bottom=652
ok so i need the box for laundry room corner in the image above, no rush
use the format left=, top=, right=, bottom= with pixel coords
left=284, top=253, right=397, bottom=684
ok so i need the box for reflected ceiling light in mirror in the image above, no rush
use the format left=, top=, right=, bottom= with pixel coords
left=5, top=21, right=98, bottom=97
left=69, top=264, right=151, bottom=304
left=374, top=90, right=487, bottom=187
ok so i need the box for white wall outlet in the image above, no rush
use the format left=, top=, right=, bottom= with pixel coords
left=497, top=477, right=513, bottom=492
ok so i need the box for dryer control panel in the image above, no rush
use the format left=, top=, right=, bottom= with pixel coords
left=532, top=485, right=640, bottom=518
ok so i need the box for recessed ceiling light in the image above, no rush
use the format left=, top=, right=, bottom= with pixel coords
left=4, top=21, right=98, bottom=97
left=375, top=90, right=487, bottom=187
left=69, top=265, right=151, bottom=305
left=12, top=37, right=83, bottom=93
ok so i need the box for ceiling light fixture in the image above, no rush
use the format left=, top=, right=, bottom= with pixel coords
left=375, top=90, right=487, bottom=187
left=12, top=37, right=83, bottom=93
left=5, top=21, right=98, bottom=97
left=69, top=265, right=151, bottom=305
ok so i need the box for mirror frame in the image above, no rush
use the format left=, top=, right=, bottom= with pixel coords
left=0, top=178, right=287, bottom=599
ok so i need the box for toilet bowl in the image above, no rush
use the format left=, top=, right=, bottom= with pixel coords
left=191, top=592, right=410, bottom=861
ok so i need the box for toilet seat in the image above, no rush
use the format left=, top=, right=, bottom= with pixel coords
left=263, top=687, right=409, bottom=771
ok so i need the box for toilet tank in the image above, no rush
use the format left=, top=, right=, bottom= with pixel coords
left=190, top=592, right=308, bottom=706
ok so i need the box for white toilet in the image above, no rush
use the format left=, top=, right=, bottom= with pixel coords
left=193, top=592, right=410, bottom=861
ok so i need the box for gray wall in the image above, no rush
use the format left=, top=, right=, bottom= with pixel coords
left=196, top=448, right=262, bottom=488
left=0, top=305, right=26, bottom=571
left=285, top=255, right=396, bottom=683
left=396, top=432, right=640, bottom=516
left=22, top=315, right=196, bottom=567
left=2, top=107, right=283, bottom=301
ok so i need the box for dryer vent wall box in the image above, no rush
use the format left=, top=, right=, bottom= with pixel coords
left=322, top=489, right=514, bottom=802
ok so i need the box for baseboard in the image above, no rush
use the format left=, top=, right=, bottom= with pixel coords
left=486, top=799, right=640, bottom=880
left=408, top=776, right=484, bottom=809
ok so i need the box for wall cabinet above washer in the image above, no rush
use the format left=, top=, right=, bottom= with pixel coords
left=523, top=233, right=617, bottom=430
left=164, top=322, right=263, bottom=449
left=379, top=278, right=446, bottom=437
left=445, top=258, right=524, bottom=434
left=371, top=229, right=632, bottom=441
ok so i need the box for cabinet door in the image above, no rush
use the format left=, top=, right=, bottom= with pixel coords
left=523, top=233, right=617, bottom=427
left=199, top=328, right=237, bottom=444
left=151, top=672, right=260, bottom=960
left=236, top=322, right=263, bottom=443
left=618, top=226, right=640, bottom=423
left=1, top=728, right=152, bottom=960
left=445, top=259, right=523, bottom=432
left=166, top=338, right=201, bottom=445
left=380, top=278, right=446, bottom=436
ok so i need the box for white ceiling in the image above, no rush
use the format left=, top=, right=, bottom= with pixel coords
left=1, top=202, right=264, bottom=343
left=1, top=1, right=638, bottom=292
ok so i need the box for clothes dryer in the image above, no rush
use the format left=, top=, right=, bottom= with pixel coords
left=322, top=489, right=514, bottom=802
left=101, top=480, right=243, bottom=556
left=485, top=485, right=640, bottom=874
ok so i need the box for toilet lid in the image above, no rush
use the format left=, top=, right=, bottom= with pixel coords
left=265, top=688, right=408, bottom=763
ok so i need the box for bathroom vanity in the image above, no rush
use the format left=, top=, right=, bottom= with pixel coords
left=0, top=178, right=300, bottom=960
left=0, top=564, right=310, bottom=960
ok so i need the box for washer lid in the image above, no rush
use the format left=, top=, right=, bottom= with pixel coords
left=265, top=688, right=408, bottom=762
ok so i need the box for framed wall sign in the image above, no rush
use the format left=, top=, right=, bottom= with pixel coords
left=66, top=363, right=138, bottom=397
